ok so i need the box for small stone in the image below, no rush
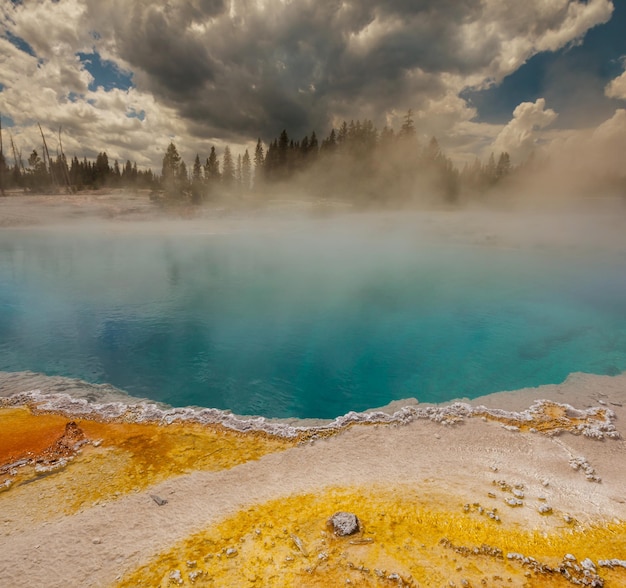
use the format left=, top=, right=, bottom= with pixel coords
left=328, top=512, right=360, bottom=536
left=225, top=548, right=238, bottom=558
left=92, top=538, right=102, bottom=545
left=150, top=494, right=168, bottom=506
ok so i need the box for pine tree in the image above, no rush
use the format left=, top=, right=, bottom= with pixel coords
left=399, top=109, right=416, bottom=139
left=28, top=149, right=47, bottom=189
left=309, top=131, right=318, bottom=159
left=161, top=142, right=181, bottom=181
left=123, top=160, right=133, bottom=183
left=205, top=146, right=220, bottom=182
left=95, top=152, right=110, bottom=186
left=178, top=160, right=188, bottom=183
left=253, top=139, right=264, bottom=189
left=264, top=139, right=278, bottom=180
left=236, top=154, right=243, bottom=191
left=191, top=153, right=204, bottom=203
left=222, top=146, right=234, bottom=185
left=192, top=154, right=202, bottom=182
left=161, top=142, right=183, bottom=198
left=321, top=129, right=337, bottom=153
left=301, top=135, right=310, bottom=156
left=278, top=130, right=289, bottom=174
left=242, top=149, right=251, bottom=192
left=337, top=121, right=348, bottom=146
left=496, top=152, right=511, bottom=181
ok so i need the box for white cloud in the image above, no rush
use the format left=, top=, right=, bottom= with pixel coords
left=492, top=98, right=558, bottom=161
left=605, top=63, right=626, bottom=100
left=458, top=0, right=613, bottom=87
left=0, top=0, right=617, bottom=170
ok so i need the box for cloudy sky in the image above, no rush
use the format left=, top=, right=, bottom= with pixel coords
left=1, top=0, right=625, bottom=171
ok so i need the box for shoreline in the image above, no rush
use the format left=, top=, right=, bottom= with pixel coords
left=1, top=371, right=625, bottom=586
left=1, top=369, right=623, bottom=435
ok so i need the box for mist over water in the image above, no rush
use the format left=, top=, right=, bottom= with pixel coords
left=1, top=210, right=626, bottom=419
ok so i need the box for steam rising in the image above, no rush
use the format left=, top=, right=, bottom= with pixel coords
left=1, top=202, right=626, bottom=419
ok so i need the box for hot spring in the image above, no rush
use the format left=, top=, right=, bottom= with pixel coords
left=1, top=211, right=626, bottom=419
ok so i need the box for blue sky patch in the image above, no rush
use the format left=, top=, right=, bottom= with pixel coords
left=127, top=109, right=146, bottom=121
left=4, top=29, right=36, bottom=57
left=463, top=1, right=626, bottom=128
left=0, top=113, right=15, bottom=128
left=77, top=51, right=134, bottom=92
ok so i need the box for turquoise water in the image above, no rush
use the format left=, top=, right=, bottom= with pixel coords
left=1, top=224, right=625, bottom=418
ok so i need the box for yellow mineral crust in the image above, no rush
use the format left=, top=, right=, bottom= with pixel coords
left=474, top=400, right=615, bottom=436
left=118, top=485, right=626, bottom=588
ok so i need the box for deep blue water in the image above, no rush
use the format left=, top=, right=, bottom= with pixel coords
left=1, top=224, right=625, bottom=418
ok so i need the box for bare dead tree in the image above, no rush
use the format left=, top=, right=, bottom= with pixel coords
left=38, top=122, right=58, bottom=189
left=10, top=134, right=26, bottom=174
left=57, top=126, right=72, bottom=191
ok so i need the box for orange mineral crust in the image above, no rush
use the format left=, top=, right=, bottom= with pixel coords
left=0, top=407, right=72, bottom=464
left=118, top=485, right=626, bottom=587
left=0, top=405, right=294, bottom=521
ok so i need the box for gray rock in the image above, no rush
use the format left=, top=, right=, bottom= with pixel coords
left=150, top=494, right=168, bottom=506
left=328, top=512, right=360, bottom=536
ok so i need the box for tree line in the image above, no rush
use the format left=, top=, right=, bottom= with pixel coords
left=0, top=111, right=515, bottom=205
left=0, top=148, right=157, bottom=194
left=158, top=111, right=516, bottom=206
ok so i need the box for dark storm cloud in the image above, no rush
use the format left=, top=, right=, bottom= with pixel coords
left=82, top=0, right=613, bottom=142
left=115, top=4, right=219, bottom=94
